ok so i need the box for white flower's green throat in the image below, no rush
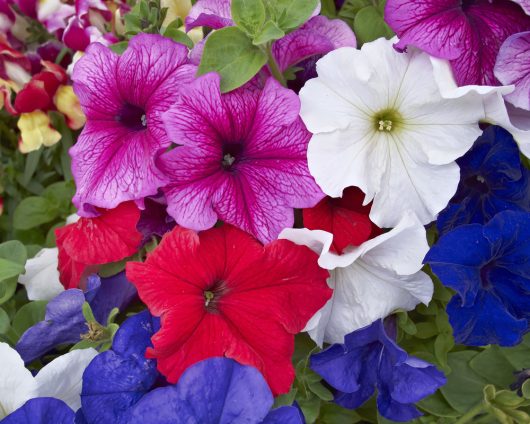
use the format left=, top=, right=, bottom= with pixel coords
left=373, top=108, right=403, bottom=133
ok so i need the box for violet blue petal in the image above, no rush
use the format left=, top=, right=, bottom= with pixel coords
left=127, top=358, right=273, bottom=424
left=15, top=289, right=87, bottom=363
left=312, top=320, right=445, bottom=422
left=261, top=406, right=304, bottom=424
left=137, top=196, right=176, bottom=244
left=1, top=398, right=74, bottom=424
left=495, top=31, right=530, bottom=110
left=80, top=311, right=159, bottom=424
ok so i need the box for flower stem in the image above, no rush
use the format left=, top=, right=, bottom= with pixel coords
left=265, top=44, right=287, bottom=87
left=454, top=403, right=485, bottom=424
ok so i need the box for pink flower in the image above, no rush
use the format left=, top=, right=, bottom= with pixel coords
left=385, top=0, right=530, bottom=85
left=159, top=73, right=324, bottom=243
left=71, top=33, right=196, bottom=216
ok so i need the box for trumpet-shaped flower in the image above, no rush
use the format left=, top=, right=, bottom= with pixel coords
left=0, top=343, right=97, bottom=418
left=425, top=210, right=530, bottom=346
left=159, top=74, right=323, bottom=243
left=300, top=38, right=501, bottom=228
left=437, top=126, right=530, bottom=234
left=280, top=213, right=432, bottom=346
left=126, top=224, right=331, bottom=395
left=71, top=33, right=195, bottom=214
left=385, top=0, right=530, bottom=86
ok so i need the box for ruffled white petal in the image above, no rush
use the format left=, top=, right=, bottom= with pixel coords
left=35, top=348, right=98, bottom=411
left=0, top=343, right=37, bottom=418
left=281, top=214, right=432, bottom=346
left=18, top=248, right=64, bottom=301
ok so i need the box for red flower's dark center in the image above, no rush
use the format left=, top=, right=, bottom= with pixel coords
left=117, top=103, right=147, bottom=131
left=203, top=280, right=228, bottom=312
left=221, top=142, right=244, bottom=170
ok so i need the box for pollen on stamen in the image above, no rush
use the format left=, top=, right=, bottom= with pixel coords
left=222, top=153, right=236, bottom=168
left=378, top=120, right=393, bottom=132
left=141, top=114, right=147, bottom=127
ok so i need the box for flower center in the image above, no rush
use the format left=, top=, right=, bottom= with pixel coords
left=465, top=174, right=489, bottom=195
left=203, top=280, right=228, bottom=312
left=480, top=262, right=495, bottom=290
left=117, top=103, right=147, bottom=131
left=461, top=0, right=476, bottom=11
left=221, top=142, right=244, bottom=170
left=373, top=108, right=402, bottom=133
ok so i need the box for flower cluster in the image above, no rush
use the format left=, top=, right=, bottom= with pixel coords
left=2, top=0, right=530, bottom=423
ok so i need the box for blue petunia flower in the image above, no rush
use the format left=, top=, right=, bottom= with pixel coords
left=15, top=272, right=137, bottom=363
left=79, top=311, right=302, bottom=424
left=310, top=319, right=445, bottom=422
left=426, top=210, right=530, bottom=346
left=1, top=398, right=74, bottom=424
left=437, top=126, right=530, bottom=235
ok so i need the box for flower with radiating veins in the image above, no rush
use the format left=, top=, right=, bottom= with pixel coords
left=300, top=37, right=515, bottom=228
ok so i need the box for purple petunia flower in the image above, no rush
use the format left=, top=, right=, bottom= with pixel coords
left=311, top=319, right=446, bottom=422
left=15, top=273, right=136, bottom=363
left=495, top=31, right=530, bottom=110
left=1, top=398, right=75, bottom=424
left=426, top=210, right=530, bottom=346
left=185, top=0, right=355, bottom=91
left=70, top=33, right=196, bottom=216
left=159, top=73, right=324, bottom=243
left=437, top=126, right=530, bottom=234
left=79, top=311, right=302, bottom=424
left=385, top=0, right=530, bottom=86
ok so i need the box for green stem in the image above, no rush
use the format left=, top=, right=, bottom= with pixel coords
left=265, top=44, right=287, bottom=87
left=454, top=402, right=486, bottom=424
left=55, top=47, right=70, bottom=65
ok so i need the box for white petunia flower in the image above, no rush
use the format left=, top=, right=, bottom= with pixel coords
left=0, top=343, right=97, bottom=418
left=299, top=37, right=505, bottom=228
left=18, top=248, right=64, bottom=301
left=280, top=213, right=432, bottom=346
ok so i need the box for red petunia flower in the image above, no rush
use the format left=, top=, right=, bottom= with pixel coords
left=55, top=201, right=142, bottom=289
left=303, top=186, right=382, bottom=254
left=126, top=224, right=332, bottom=395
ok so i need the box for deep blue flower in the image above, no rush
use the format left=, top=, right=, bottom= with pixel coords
left=1, top=398, right=74, bottom=424
left=437, top=126, right=530, bottom=235
left=310, top=319, right=445, bottom=422
left=426, top=210, right=530, bottom=346
left=15, top=272, right=137, bottom=363
left=79, top=311, right=301, bottom=424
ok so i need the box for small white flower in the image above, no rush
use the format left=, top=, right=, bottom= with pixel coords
left=0, top=343, right=97, bottom=418
left=18, top=248, right=64, bottom=301
left=299, top=37, right=500, bottom=228
left=280, top=213, right=432, bottom=346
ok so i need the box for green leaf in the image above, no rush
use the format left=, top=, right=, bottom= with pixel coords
left=109, top=41, right=128, bottom=55
left=252, top=20, right=285, bottom=45
left=0, top=279, right=17, bottom=306
left=522, top=380, right=530, bottom=399
left=21, top=148, right=42, bottom=186
left=198, top=26, right=268, bottom=92
left=298, top=393, right=321, bottom=423
left=232, top=0, right=266, bottom=37
left=163, top=27, right=194, bottom=48
left=13, top=196, right=59, bottom=230
left=82, top=302, right=97, bottom=323
left=0, top=258, right=25, bottom=282
left=440, top=351, right=488, bottom=413
left=273, top=387, right=297, bottom=408
left=308, top=381, right=334, bottom=401
left=469, top=345, right=517, bottom=388
left=0, top=307, right=10, bottom=334
left=320, top=0, right=337, bottom=18
left=501, top=333, right=530, bottom=370
left=353, top=5, right=394, bottom=45
left=271, top=0, right=319, bottom=32
left=42, top=181, right=75, bottom=214
left=417, top=390, right=460, bottom=418
left=12, top=300, right=48, bottom=336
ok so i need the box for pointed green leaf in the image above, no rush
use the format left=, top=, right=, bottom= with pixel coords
left=232, top=0, right=266, bottom=36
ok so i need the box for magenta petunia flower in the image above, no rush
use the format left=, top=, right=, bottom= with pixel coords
left=385, top=0, right=530, bottom=86
left=495, top=31, right=530, bottom=110
left=71, top=33, right=196, bottom=216
left=159, top=73, right=324, bottom=243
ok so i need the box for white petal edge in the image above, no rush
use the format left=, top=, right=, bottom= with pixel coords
left=18, top=248, right=64, bottom=301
